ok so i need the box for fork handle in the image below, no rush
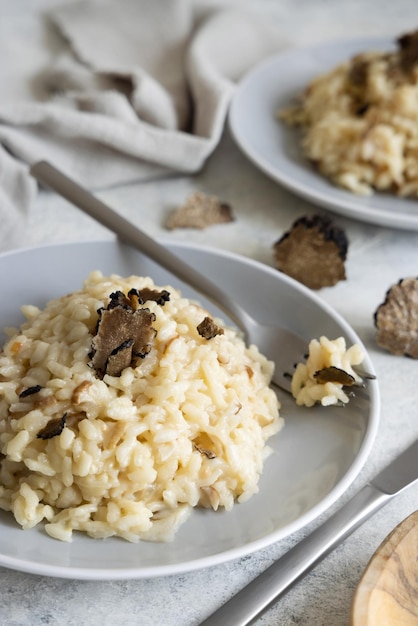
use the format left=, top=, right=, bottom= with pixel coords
left=200, top=484, right=390, bottom=626
left=30, top=160, right=247, bottom=332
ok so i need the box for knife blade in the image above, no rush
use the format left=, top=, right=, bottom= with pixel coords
left=200, top=438, right=418, bottom=626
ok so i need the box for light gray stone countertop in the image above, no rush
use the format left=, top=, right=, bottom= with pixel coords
left=2, top=1, right=418, bottom=625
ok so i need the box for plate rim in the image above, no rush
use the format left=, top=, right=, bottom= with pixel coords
left=229, top=35, right=418, bottom=231
left=0, top=239, right=380, bottom=579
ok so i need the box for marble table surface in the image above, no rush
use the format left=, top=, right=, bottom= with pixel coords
left=2, top=1, right=418, bottom=625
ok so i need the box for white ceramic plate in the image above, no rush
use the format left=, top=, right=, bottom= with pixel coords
left=0, top=240, right=379, bottom=579
left=229, top=37, right=418, bottom=231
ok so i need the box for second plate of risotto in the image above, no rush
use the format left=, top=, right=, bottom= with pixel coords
left=229, top=35, right=418, bottom=231
left=0, top=240, right=379, bottom=579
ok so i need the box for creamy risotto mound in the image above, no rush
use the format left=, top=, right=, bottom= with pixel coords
left=280, top=30, right=418, bottom=196
left=0, top=272, right=281, bottom=543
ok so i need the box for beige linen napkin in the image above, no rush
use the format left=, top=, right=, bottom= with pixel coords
left=0, top=0, right=278, bottom=249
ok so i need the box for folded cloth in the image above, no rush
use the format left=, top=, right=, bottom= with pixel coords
left=0, top=0, right=279, bottom=250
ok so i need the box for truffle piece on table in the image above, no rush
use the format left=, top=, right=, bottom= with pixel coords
left=166, top=192, right=234, bottom=229
left=374, top=276, right=418, bottom=357
left=272, top=214, right=348, bottom=289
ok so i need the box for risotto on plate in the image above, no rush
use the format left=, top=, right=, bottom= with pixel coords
left=280, top=30, right=418, bottom=197
left=0, top=272, right=281, bottom=542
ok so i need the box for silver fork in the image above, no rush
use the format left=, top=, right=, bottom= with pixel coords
left=30, top=160, right=308, bottom=392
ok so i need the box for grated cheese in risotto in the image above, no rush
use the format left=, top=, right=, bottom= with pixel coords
left=0, top=272, right=281, bottom=543
left=279, top=31, right=418, bottom=197
left=291, top=336, right=365, bottom=407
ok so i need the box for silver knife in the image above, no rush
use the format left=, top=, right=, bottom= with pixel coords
left=200, top=438, right=418, bottom=626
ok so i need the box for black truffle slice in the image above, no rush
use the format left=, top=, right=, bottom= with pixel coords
left=19, top=385, right=43, bottom=398
left=37, top=413, right=67, bottom=440
left=273, top=214, right=348, bottom=289
left=90, top=290, right=158, bottom=378
left=166, top=192, right=234, bottom=230
left=347, top=54, right=372, bottom=114
left=91, top=306, right=156, bottom=377
left=374, top=277, right=418, bottom=357
left=108, top=288, right=170, bottom=311
left=398, top=28, right=418, bottom=72
left=197, top=316, right=224, bottom=340
left=313, top=366, right=356, bottom=386
left=128, top=287, right=170, bottom=307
